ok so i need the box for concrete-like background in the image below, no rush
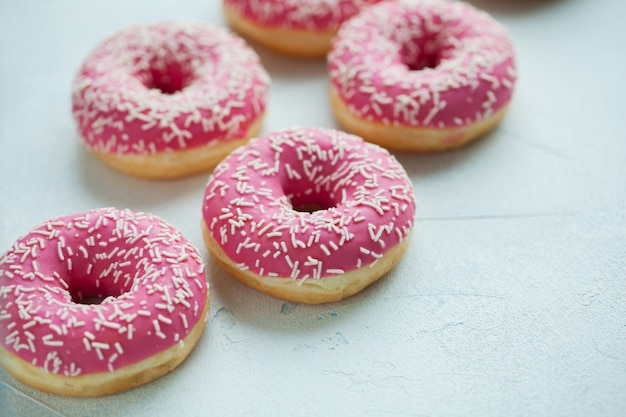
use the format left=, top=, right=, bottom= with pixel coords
left=1, top=0, right=625, bottom=415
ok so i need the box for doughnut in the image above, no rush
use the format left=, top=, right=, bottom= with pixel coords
left=222, top=0, right=386, bottom=57
left=72, top=20, right=269, bottom=179
left=328, top=0, right=517, bottom=151
left=0, top=208, right=209, bottom=397
left=201, top=127, right=415, bottom=304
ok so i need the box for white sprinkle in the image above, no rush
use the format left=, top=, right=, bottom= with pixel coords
left=158, top=314, right=173, bottom=324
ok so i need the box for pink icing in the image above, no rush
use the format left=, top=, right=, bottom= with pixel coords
left=328, top=0, right=517, bottom=128
left=202, top=127, right=416, bottom=280
left=0, top=208, right=207, bottom=376
left=72, top=20, right=269, bottom=155
left=224, top=0, right=386, bottom=31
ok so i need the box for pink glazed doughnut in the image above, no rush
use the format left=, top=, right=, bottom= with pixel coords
left=72, top=20, right=269, bottom=179
left=201, top=127, right=416, bottom=304
left=328, top=0, right=517, bottom=151
left=222, top=0, right=386, bottom=57
left=0, top=208, right=209, bottom=397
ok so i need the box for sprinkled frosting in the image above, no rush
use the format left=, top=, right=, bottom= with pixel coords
left=0, top=208, right=207, bottom=376
left=328, top=0, right=517, bottom=128
left=202, top=127, right=416, bottom=281
left=72, top=20, right=269, bottom=155
left=223, top=0, right=385, bottom=31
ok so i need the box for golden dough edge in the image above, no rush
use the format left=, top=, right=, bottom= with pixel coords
left=0, top=293, right=210, bottom=397
left=89, top=113, right=265, bottom=179
left=201, top=220, right=411, bottom=304
left=329, top=86, right=510, bottom=152
left=223, top=2, right=335, bottom=58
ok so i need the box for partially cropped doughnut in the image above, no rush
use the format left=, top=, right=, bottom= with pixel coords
left=328, top=0, right=517, bottom=151
left=222, top=0, right=386, bottom=57
left=0, top=208, right=209, bottom=397
left=201, top=127, right=416, bottom=304
left=72, top=20, right=269, bottom=179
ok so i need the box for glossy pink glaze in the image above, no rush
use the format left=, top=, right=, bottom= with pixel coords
left=0, top=208, right=207, bottom=376
left=223, top=0, right=386, bottom=31
left=328, top=0, right=517, bottom=128
left=202, top=127, right=416, bottom=280
left=72, top=21, right=269, bottom=155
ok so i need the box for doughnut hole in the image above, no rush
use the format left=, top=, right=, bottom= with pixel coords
left=137, top=55, right=196, bottom=94
left=287, top=190, right=337, bottom=213
left=279, top=145, right=345, bottom=213
left=390, top=12, right=449, bottom=71
left=398, top=33, right=441, bottom=71
left=70, top=289, right=120, bottom=305
left=62, top=244, right=139, bottom=305
left=283, top=171, right=338, bottom=212
left=403, top=45, right=440, bottom=71
left=66, top=268, right=133, bottom=305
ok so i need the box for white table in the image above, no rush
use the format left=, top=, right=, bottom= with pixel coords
left=1, top=0, right=625, bottom=416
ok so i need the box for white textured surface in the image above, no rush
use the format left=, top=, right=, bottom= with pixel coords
left=1, top=0, right=625, bottom=416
